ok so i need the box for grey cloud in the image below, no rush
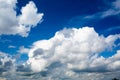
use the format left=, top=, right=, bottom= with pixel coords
left=33, top=48, right=44, bottom=57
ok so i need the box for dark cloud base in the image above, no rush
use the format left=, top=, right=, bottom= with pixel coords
left=0, top=71, right=120, bottom=80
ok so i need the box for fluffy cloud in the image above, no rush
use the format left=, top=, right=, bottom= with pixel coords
left=0, top=0, right=43, bottom=37
left=0, top=27, right=120, bottom=80
left=19, top=1, right=43, bottom=27
left=27, top=27, right=120, bottom=73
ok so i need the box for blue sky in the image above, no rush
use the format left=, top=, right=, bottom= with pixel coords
left=0, top=0, right=120, bottom=54
left=0, top=0, right=120, bottom=80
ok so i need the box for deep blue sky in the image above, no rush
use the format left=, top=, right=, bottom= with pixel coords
left=0, top=0, right=120, bottom=57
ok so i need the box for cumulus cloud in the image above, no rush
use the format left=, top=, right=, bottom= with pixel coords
left=0, top=0, right=43, bottom=37
left=0, top=27, right=120, bottom=80
left=19, top=1, right=43, bottom=27
left=27, top=27, right=120, bottom=73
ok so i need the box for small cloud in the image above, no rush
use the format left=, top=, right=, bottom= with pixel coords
left=106, top=26, right=120, bottom=32
left=19, top=1, right=44, bottom=27
left=8, top=45, right=16, bottom=49
left=17, top=46, right=29, bottom=54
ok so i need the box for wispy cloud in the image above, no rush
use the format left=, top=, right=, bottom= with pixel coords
left=106, top=26, right=120, bottom=32
left=68, top=0, right=120, bottom=29
left=8, top=45, right=16, bottom=49
left=85, top=0, right=120, bottom=19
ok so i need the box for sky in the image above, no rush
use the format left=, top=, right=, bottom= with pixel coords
left=0, top=0, right=120, bottom=80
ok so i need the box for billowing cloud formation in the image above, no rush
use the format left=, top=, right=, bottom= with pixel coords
left=0, top=27, right=120, bottom=80
left=0, top=0, right=43, bottom=37
left=27, top=27, right=120, bottom=73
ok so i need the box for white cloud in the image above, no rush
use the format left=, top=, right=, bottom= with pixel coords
left=19, top=1, right=43, bottom=27
left=107, top=50, right=120, bottom=71
left=27, top=27, right=120, bottom=73
left=17, top=46, right=29, bottom=54
left=27, top=58, right=47, bottom=72
left=0, top=0, right=43, bottom=37
left=105, top=26, right=120, bottom=32
left=8, top=45, right=16, bottom=48
left=0, top=27, right=120, bottom=80
left=102, top=0, right=120, bottom=17
left=83, top=0, right=120, bottom=21
left=101, top=0, right=120, bottom=18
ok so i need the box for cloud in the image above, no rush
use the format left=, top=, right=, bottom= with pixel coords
left=8, top=45, right=16, bottom=49
left=27, top=27, right=120, bottom=73
left=105, top=26, right=120, bottom=32
left=102, top=0, right=120, bottom=17
left=84, top=0, right=120, bottom=19
left=0, top=0, right=43, bottom=37
left=17, top=46, right=30, bottom=54
left=68, top=0, right=120, bottom=28
left=0, top=52, right=15, bottom=74
left=0, top=51, right=32, bottom=79
left=19, top=1, right=43, bottom=27
left=0, top=27, right=120, bottom=79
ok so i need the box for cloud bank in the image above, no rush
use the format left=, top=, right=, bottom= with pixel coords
left=27, top=27, right=120, bottom=72
left=0, top=27, right=120, bottom=80
left=0, top=0, right=43, bottom=37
